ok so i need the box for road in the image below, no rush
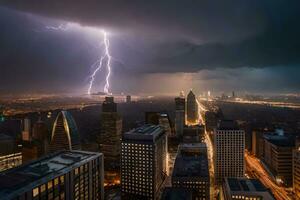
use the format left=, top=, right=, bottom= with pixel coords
left=245, top=152, right=295, bottom=200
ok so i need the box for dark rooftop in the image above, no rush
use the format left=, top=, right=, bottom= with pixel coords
left=227, top=178, right=267, bottom=192
left=0, top=151, right=101, bottom=198
left=161, top=187, right=193, bottom=200
left=217, top=120, right=239, bottom=130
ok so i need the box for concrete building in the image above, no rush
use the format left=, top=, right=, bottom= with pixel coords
left=186, top=90, right=198, bottom=124
left=222, top=178, right=275, bottom=200
left=262, top=133, right=295, bottom=186
left=126, top=95, right=131, bottom=103
left=172, top=143, right=210, bottom=199
left=121, top=125, right=167, bottom=199
left=293, top=148, right=300, bottom=199
left=0, top=134, right=22, bottom=172
left=214, top=120, right=245, bottom=183
left=0, top=151, right=104, bottom=200
left=98, top=96, right=122, bottom=185
left=22, top=118, right=31, bottom=141
left=22, top=119, right=49, bottom=164
left=175, top=96, right=185, bottom=138
left=183, top=125, right=204, bottom=143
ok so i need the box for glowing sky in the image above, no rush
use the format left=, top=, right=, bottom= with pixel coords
left=0, top=1, right=299, bottom=95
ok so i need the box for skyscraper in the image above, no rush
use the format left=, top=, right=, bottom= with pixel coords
left=98, top=96, right=122, bottom=184
left=22, top=117, right=31, bottom=141
left=121, top=125, right=167, bottom=199
left=175, top=96, right=185, bottom=138
left=49, top=111, right=80, bottom=153
left=214, top=120, right=245, bottom=183
left=186, top=90, right=198, bottom=124
left=126, top=95, right=131, bottom=103
left=293, top=148, right=300, bottom=199
left=22, top=119, right=50, bottom=163
left=0, top=151, right=104, bottom=200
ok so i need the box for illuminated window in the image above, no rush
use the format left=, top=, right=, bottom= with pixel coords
left=33, top=187, right=39, bottom=197
left=48, top=181, right=53, bottom=189
left=54, top=178, right=59, bottom=186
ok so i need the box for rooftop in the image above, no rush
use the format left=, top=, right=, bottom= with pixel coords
left=173, top=144, right=209, bottom=178
left=0, top=150, right=102, bottom=197
left=217, top=120, right=239, bottom=130
left=226, top=178, right=267, bottom=192
left=264, top=134, right=295, bottom=147
left=161, top=187, right=193, bottom=200
left=123, top=124, right=165, bottom=141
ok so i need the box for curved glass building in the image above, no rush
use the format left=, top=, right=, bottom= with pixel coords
left=49, top=111, right=80, bottom=152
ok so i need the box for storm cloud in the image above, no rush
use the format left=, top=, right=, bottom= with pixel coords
left=0, top=1, right=300, bottom=94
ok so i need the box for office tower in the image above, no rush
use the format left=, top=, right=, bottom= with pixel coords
left=159, top=113, right=173, bottom=137
left=222, top=178, right=275, bottom=200
left=0, top=151, right=104, bottom=200
left=204, top=111, right=218, bottom=133
left=102, top=96, right=117, bottom=112
left=49, top=111, right=80, bottom=153
left=22, top=117, right=31, bottom=141
left=99, top=96, right=122, bottom=184
left=186, top=90, right=198, bottom=124
left=145, top=112, right=174, bottom=137
left=262, top=133, right=295, bottom=186
left=121, top=125, right=167, bottom=199
left=126, top=95, right=131, bottom=103
left=251, top=130, right=265, bottom=157
left=0, top=134, right=22, bottom=172
left=172, top=143, right=210, bottom=199
left=214, top=120, right=245, bottom=183
left=22, top=119, right=49, bottom=163
left=175, top=96, right=185, bottom=138
left=293, top=148, right=300, bottom=199
left=183, top=125, right=204, bottom=143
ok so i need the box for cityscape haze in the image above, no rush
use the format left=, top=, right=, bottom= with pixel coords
left=0, top=1, right=300, bottom=200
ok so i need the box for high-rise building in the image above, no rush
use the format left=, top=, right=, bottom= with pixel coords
left=121, top=125, right=167, bottom=199
left=22, top=117, right=31, bottom=141
left=159, top=113, right=173, bottom=137
left=49, top=111, right=81, bottom=153
left=262, top=133, right=295, bottom=186
left=186, top=90, right=198, bottom=124
left=222, top=178, right=275, bottom=200
left=183, top=125, right=204, bottom=143
left=172, top=143, right=210, bottom=199
left=126, top=95, right=131, bottom=103
left=0, top=151, right=104, bottom=200
left=175, top=96, right=185, bottom=138
left=0, top=134, right=22, bottom=172
left=98, top=96, right=122, bottom=184
left=293, top=148, right=300, bottom=199
left=22, top=119, right=49, bottom=163
left=214, top=120, right=245, bottom=183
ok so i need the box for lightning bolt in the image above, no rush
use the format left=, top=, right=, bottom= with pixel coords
left=41, top=23, right=113, bottom=95
left=88, top=30, right=112, bottom=95
left=102, top=31, right=112, bottom=94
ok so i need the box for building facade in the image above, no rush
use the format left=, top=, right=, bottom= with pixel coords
left=222, top=178, right=275, bottom=200
left=172, top=143, right=210, bottom=199
left=186, top=90, right=198, bottom=124
left=293, top=149, right=300, bottom=199
left=0, top=134, right=22, bottom=172
left=0, top=150, right=104, bottom=200
left=121, top=125, right=167, bottom=199
left=262, top=134, right=295, bottom=186
left=49, top=111, right=81, bottom=152
left=214, top=120, right=245, bottom=183
left=175, top=96, right=185, bottom=138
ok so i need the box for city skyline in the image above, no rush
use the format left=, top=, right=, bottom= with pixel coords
left=0, top=1, right=300, bottom=95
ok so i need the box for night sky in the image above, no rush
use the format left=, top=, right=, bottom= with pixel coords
left=0, top=1, right=300, bottom=95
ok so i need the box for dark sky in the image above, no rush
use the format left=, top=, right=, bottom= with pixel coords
left=0, top=1, right=300, bottom=95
